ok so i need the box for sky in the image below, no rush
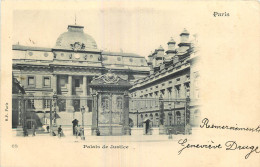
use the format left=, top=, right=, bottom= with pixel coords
left=12, top=8, right=201, bottom=58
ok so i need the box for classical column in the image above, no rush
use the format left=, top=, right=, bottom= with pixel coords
left=91, top=92, right=98, bottom=135
left=124, top=92, right=130, bottom=135
left=66, top=75, right=74, bottom=112
left=81, top=76, right=87, bottom=107
left=68, top=75, right=72, bottom=95
left=159, top=95, right=165, bottom=134
left=83, top=76, right=87, bottom=96
left=52, top=75, right=57, bottom=94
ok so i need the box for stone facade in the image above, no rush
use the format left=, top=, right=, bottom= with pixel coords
left=129, top=29, right=200, bottom=133
left=12, top=24, right=149, bottom=128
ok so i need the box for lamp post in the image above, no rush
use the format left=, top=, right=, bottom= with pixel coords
left=53, top=92, right=58, bottom=125
left=81, top=106, right=85, bottom=140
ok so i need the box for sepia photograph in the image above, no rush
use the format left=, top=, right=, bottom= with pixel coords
left=1, top=1, right=260, bottom=167
left=12, top=10, right=200, bottom=140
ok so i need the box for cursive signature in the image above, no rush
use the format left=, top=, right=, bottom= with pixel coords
left=178, top=138, right=260, bottom=159
left=225, top=141, right=260, bottom=159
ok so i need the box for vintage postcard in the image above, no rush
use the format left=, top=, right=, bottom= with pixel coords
left=1, top=0, right=259, bottom=167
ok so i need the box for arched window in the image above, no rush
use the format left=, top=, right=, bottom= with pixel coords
left=149, top=113, right=153, bottom=120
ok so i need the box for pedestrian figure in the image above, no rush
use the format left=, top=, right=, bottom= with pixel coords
left=32, top=124, right=36, bottom=136
left=80, top=126, right=85, bottom=140
left=75, top=125, right=79, bottom=138
left=58, top=125, right=62, bottom=138
left=46, top=125, right=50, bottom=133
left=72, top=119, right=79, bottom=135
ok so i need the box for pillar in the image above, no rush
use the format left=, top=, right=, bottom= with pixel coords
left=91, top=92, right=98, bottom=135
left=52, top=75, right=57, bottom=94
left=66, top=75, right=74, bottom=112
left=159, top=95, right=165, bottom=134
left=124, top=92, right=130, bottom=135
left=81, top=76, right=87, bottom=107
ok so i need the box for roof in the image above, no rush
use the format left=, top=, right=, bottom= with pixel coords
left=102, top=51, right=143, bottom=58
left=55, top=25, right=98, bottom=51
left=12, top=45, right=52, bottom=52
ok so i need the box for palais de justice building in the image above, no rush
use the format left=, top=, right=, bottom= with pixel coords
left=12, top=24, right=200, bottom=135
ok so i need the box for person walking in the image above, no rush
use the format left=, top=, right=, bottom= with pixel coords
left=58, top=125, right=62, bottom=138
left=46, top=125, right=49, bottom=133
left=75, top=125, right=79, bottom=139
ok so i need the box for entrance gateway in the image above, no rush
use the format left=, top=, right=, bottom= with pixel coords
left=89, top=71, right=132, bottom=136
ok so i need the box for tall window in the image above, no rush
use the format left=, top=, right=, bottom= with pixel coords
left=43, top=77, right=51, bottom=87
left=167, top=87, right=172, bottom=99
left=27, top=94, right=35, bottom=109
left=176, top=111, right=181, bottom=125
left=185, top=83, right=190, bottom=97
left=28, top=76, right=35, bottom=87
left=175, top=86, right=180, bottom=99
left=75, top=79, right=80, bottom=87
left=58, top=99, right=66, bottom=112
left=60, top=78, right=66, bottom=87
left=73, top=99, right=80, bottom=111
left=102, top=97, right=109, bottom=111
left=168, top=113, right=173, bottom=126
left=43, top=99, right=50, bottom=108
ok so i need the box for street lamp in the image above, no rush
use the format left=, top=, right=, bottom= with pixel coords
left=81, top=106, right=85, bottom=140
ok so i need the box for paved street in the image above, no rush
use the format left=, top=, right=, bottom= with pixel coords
left=12, top=130, right=193, bottom=143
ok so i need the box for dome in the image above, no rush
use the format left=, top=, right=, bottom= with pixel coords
left=55, top=25, right=98, bottom=50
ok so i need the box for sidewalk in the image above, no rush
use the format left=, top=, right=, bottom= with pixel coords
left=13, top=131, right=193, bottom=143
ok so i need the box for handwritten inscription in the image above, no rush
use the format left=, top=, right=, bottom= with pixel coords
left=178, top=138, right=259, bottom=159
left=200, top=118, right=260, bottom=133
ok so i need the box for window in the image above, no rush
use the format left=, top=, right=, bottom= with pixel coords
left=43, top=99, right=50, bottom=108
left=60, top=78, right=66, bottom=87
left=175, top=86, right=180, bottom=98
left=73, top=99, right=80, bottom=111
left=58, top=99, right=66, bottom=111
left=28, top=76, right=35, bottom=87
left=102, top=97, right=109, bottom=111
left=75, top=79, right=80, bottom=87
left=27, top=94, right=35, bottom=109
left=176, top=111, right=181, bottom=125
left=168, top=113, right=173, bottom=126
left=167, top=87, right=172, bottom=99
left=43, top=77, right=51, bottom=87
left=185, top=83, right=190, bottom=97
